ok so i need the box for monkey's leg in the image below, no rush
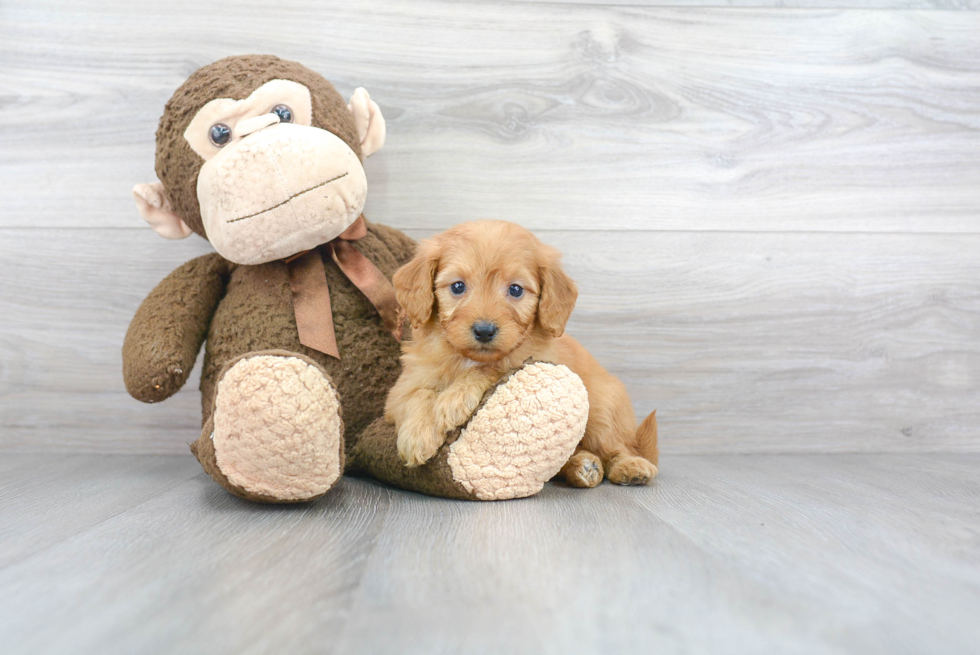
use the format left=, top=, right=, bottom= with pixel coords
left=191, top=350, right=344, bottom=503
left=347, top=361, right=589, bottom=500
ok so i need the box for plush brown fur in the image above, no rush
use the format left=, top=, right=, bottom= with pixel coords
left=123, top=218, right=412, bottom=449
left=386, top=220, right=658, bottom=485
left=122, top=55, right=457, bottom=500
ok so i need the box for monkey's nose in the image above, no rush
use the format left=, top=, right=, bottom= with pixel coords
left=472, top=321, right=498, bottom=343
left=236, top=113, right=280, bottom=138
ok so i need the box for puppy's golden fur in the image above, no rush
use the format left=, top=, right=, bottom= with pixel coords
left=385, top=220, right=658, bottom=486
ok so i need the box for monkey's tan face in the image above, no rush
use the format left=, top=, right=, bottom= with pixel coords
left=184, top=79, right=367, bottom=265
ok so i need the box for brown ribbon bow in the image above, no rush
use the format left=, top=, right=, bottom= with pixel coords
left=286, top=215, right=405, bottom=359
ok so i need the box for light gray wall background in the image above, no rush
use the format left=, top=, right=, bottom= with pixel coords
left=1, top=0, right=978, bottom=455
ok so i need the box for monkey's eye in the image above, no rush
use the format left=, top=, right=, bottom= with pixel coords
left=271, top=104, right=293, bottom=123
left=450, top=281, right=466, bottom=296
left=508, top=284, right=524, bottom=298
left=209, top=123, right=232, bottom=147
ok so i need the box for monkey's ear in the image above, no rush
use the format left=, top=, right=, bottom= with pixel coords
left=348, top=87, right=386, bottom=157
left=132, top=182, right=193, bottom=239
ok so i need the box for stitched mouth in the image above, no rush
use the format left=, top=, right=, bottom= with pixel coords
left=226, top=172, right=348, bottom=224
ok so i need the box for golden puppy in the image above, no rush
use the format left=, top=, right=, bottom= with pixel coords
left=385, top=220, right=658, bottom=487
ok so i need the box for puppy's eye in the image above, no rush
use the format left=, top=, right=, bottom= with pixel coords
left=272, top=104, right=293, bottom=123
left=450, top=281, right=466, bottom=296
left=209, top=123, right=232, bottom=147
left=508, top=284, right=524, bottom=298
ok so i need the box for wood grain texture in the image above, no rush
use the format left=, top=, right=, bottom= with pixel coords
left=2, top=228, right=977, bottom=454
left=0, top=453, right=977, bottom=654
left=0, top=1, right=978, bottom=455
left=0, top=456, right=395, bottom=655
left=0, top=455, right=201, bottom=569
left=1, top=2, right=978, bottom=233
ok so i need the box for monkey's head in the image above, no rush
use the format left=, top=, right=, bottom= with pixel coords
left=133, top=55, right=386, bottom=265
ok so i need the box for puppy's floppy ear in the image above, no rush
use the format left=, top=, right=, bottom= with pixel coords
left=393, top=240, right=439, bottom=328
left=536, top=246, right=578, bottom=338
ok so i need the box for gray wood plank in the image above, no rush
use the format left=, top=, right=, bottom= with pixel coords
left=632, top=454, right=980, bottom=653
left=0, top=469, right=394, bottom=655
left=331, top=454, right=980, bottom=654
left=2, top=228, right=977, bottom=454
left=0, top=454, right=976, bottom=654
left=1, top=3, right=978, bottom=233
left=0, top=454, right=201, bottom=569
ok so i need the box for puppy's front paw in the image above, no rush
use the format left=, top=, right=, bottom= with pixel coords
left=433, top=385, right=486, bottom=434
left=607, top=455, right=658, bottom=486
left=397, top=421, right=444, bottom=467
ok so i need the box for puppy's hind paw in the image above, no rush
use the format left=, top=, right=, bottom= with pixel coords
left=560, top=451, right=604, bottom=488
left=607, top=455, right=658, bottom=486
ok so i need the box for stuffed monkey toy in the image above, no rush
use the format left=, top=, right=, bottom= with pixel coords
left=123, top=55, right=589, bottom=502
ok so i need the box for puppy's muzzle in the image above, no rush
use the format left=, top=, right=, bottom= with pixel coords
left=472, top=321, right=498, bottom=344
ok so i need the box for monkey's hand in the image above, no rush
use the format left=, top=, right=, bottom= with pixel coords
left=122, top=253, right=231, bottom=403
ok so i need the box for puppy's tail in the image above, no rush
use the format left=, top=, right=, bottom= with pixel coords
left=636, top=410, right=659, bottom=466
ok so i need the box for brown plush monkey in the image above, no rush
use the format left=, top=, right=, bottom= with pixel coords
left=124, top=55, right=589, bottom=502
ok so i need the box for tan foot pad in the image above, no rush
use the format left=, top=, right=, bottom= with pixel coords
left=213, top=355, right=343, bottom=501
left=447, top=362, right=589, bottom=500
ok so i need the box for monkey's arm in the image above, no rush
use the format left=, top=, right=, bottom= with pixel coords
left=122, top=253, right=232, bottom=403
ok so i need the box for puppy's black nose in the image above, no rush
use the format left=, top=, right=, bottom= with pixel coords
left=472, top=321, right=498, bottom=343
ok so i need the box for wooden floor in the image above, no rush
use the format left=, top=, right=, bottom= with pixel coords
left=0, top=453, right=977, bottom=655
